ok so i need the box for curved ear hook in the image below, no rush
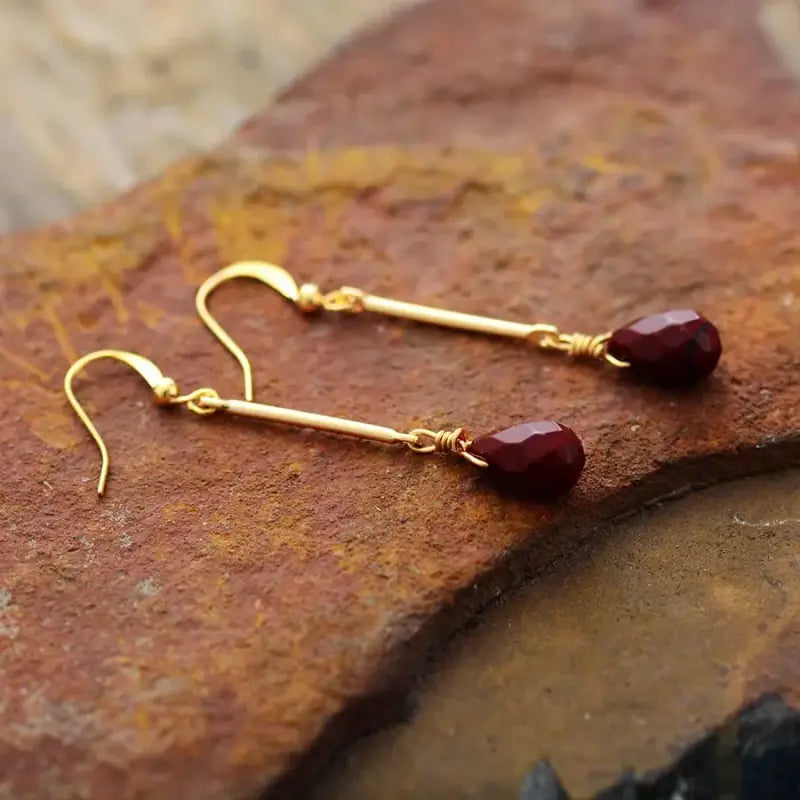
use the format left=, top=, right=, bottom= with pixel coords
left=64, top=350, right=179, bottom=496
left=195, top=261, right=305, bottom=402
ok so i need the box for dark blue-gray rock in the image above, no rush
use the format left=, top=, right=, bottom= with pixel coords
left=519, top=695, right=800, bottom=800
left=594, top=772, right=638, bottom=800
left=518, top=761, right=569, bottom=800
left=738, top=694, right=800, bottom=800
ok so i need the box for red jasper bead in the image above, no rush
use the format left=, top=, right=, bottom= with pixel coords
left=468, top=421, right=585, bottom=498
left=607, top=310, right=721, bottom=386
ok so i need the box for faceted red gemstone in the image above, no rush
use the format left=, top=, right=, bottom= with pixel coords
left=468, top=421, right=585, bottom=498
left=607, top=310, right=721, bottom=386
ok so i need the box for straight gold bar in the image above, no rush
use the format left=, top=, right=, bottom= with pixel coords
left=359, top=293, right=551, bottom=340
left=200, top=395, right=416, bottom=445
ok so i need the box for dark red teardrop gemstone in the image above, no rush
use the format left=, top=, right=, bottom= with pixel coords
left=607, top=310, right=722, bottom=386
left=468, top=421, right=585, bottom=498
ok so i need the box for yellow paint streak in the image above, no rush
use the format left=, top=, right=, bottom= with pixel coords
left=208, top=195, right=288, bottom=266
left=136, top=704, right=152, bottom=744
left=42, top=299, right=77, bottom=364
left=212, top=531, right=232, bottom=550
left=162, top=501, right=198, bottom=524
left=138, top=301, right=167, bottom=330
left=98, top=264, right=130, bottom=324
left=26, top=409, right=81, bottom=450
left=487, top=154, right=528, bottom=177
left=686, top=109, right=723, bottom=185
left=754, top=264, right=800, bottom=292
left=305, top=142, right=323, bottom=185
left=514, top=189, right=556, bottom=216
left=580, top=154, right=641, bottom=175
left=0, top=345, right=49, bottom=382
left=163, top=194, right=201, bottom=286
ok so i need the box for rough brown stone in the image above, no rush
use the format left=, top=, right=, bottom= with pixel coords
left=0, top=1, right=798, bottom=798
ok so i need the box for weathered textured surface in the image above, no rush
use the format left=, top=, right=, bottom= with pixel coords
left=318, top=471, right=800, bottom=798
left=0, top=1, right=799, bottom=799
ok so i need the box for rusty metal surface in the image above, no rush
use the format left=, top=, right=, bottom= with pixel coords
left=0, top=0, right=798, bottom=798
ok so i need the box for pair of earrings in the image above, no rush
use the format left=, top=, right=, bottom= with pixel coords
left=66, top=261, right=722, bottom=499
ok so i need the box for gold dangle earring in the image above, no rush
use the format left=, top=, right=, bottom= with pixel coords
left=64, top=349, right=584, bottom=500
left=197, top=261, right=722, bottom=388
left=192, top=260, right=586, bottom=499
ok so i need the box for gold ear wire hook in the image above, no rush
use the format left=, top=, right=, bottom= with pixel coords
left=64, top=349, right=180, bottom=495
left=195, top=261, right=304, bottom=402
left=64, top=345, right=487, bottom=498
left=198, top=261, right=628, bottom=388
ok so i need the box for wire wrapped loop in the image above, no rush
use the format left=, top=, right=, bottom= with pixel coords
left=408, top=427, right=463, bottom=454
left=298, top=286, right=365, bottom=313
left=325, top=287, right=366, bottom=313
left=406, top=427, right=488, bottom=467
left=539, top=329, right=627, bottom=366
left=539, top=330, right=609, bottom=359
left=296, top=284, right=366, bottom=313
left=565, top=331, right=610, bottom=359
left=169, top=387, right=220, bottom=416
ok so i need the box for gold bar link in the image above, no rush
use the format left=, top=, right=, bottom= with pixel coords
left=314, top=286, right=626, bottom=368
left=198, top=395, right=418, bottom=446
left=358, top=293, right=558, bottom=342
left=195, top=396, right=487, bottom=463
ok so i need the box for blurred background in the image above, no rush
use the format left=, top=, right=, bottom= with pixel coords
left=1, top=0, right=798, bottom=234
left=0, top=0, right=418, bottom=233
